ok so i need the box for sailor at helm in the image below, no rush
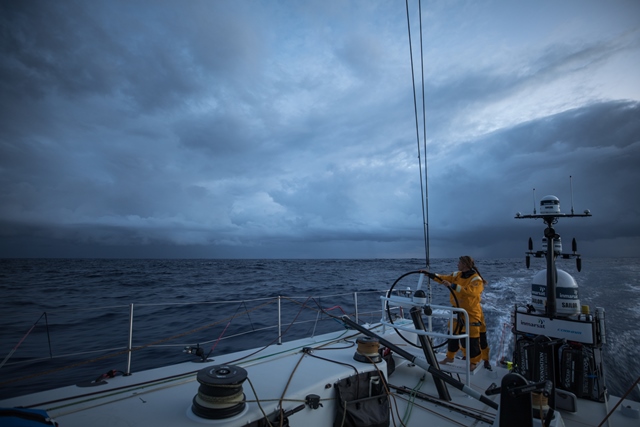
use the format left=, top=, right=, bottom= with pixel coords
left=421, top=256, right=488, bottom=369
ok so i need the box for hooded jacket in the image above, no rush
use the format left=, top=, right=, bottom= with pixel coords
left=433, top=269, right=484, bottom=323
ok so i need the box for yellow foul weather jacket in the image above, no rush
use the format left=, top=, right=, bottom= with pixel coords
left=433, top=270, right=485, bottom=325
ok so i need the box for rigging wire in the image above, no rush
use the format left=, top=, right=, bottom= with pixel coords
left=417, top=0, right=430, bottom=275
left=417, top=0, right=432, bottom=308
left=0, top=312, right=46, bottom=371
left=405, top=0, right=430, bottom=273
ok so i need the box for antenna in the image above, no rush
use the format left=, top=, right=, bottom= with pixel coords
left=569, top=175, right=575, bottom=215
left=532, top=188, right=536, bottom=214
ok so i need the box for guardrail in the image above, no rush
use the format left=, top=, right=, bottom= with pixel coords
left=1, top=291, right=386, bottom=374
left=1, top=289, right=474, bottom=399
left=382, top=294, right=472, bottom=385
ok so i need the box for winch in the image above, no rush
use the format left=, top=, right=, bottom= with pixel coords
left=191, top=365, right=248, bottom=420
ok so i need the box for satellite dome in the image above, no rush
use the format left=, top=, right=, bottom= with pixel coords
left=530, top=269, right=580, bottom=316
left=540, top=195, right=561, bottom=214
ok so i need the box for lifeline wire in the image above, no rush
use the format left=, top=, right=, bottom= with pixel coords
left=0, top=312, right=46, bottom=370
left=0, top=299, right=278, bottom=388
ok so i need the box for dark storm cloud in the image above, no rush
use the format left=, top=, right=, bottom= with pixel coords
left=424, top=100, right=640, bottom=257
left=0, top=1, right=638, bottom=259
left=423, top=30, right=640, bottom=146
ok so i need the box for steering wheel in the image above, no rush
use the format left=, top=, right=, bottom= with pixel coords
left=385, top=270, right=462, bottom=349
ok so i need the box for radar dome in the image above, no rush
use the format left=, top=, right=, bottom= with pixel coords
left=530, top=269, right=580, bottom=316
left=540, top=195, right=561, bottom=214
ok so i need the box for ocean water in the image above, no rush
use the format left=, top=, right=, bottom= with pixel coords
left=1, top=257, right=639, bottom=402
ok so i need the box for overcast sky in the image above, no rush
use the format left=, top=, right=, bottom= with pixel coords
left=1, top=0, right=639, bottom=260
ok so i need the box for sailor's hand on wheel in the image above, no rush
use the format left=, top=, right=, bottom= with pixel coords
left=420, top=270, right=438, bottom=281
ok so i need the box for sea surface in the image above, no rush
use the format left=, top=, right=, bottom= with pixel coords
left=1, top=257, right=639, bottom=402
